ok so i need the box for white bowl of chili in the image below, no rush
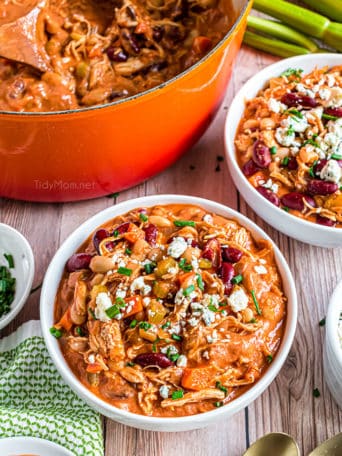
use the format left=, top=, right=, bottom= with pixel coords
left=40, top=194, right=297, bottom=431
left=224, top=53, right=342, bottom=248
left=0, top=223, right=35, bottom=330
left=324, top=280, right=342, bottom=410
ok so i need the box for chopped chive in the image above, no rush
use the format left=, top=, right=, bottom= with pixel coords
left=196, top=274, right=204, bottom=291
left=282, top=156, right=290, bottom=166
left=50, top=327, right=62, bottom=338
left=171, top=334, right=182, bottom=341
left=183, top=284, right=195, bottom=297
left=231, top=274, right=243, bottom=285
left=172, top=390, right=184, bottom=400
left=130, top=319, right=138, bottom=328
left=125, top=248, right=132, bottom=255
left=331, top=153, right=342, bottom=160
left=270, top=146, right=277, bottom=155
left=139, top=213, right=148, bottom=222
left=250, top=318, right=257, bottom=323
left=282, top=206, right=290, bottom=212
left=266, top=354, right=273, bottom=364
left=126, top=361, right=135, bottom=367
left=88, top=308, right=97, bottom=320
left=214, top=401, right=223, bottom=407
left=174, top=220, right=196, bottom=227
left=144, top=262, right=156, bottom=274
left=169, top=353, right=180, bottom=362
left=113, top=230, right=119, bottom=237
left=179, top=258, right=193, bottom=272
left=251, top=290, right=262, bottom=315
left=313, top=388, right=321, bottom=398
left=139, top=321, right=152, bottom=330
left=281, top=68, right=303, bottom=78
left=105, top=305, right=120, bottom=319
left=287, top=109, right=303, bottom=119
left=322, top=113, right=338, bottom=121
left=162, top=321, right=171, bottom=330
left=309, top=162, right=317, bottom=178
left=319, top=318, right=326, bottom=327
left=4, top=254, right=14, bottom=269
left=115, top=297, right=126, bottom=307
left=215, top=381, right=228, bottom=395
left=303, top=138, right=319, bottom=148
left=118, top=267, right=132, bottom=276
left=208, top=304, right=219, bottom=312
left=286, top=126, right=295, bottom=136
left=75, top=326, right=84, bottom=336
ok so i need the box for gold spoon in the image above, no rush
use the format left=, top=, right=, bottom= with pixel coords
left=0, top=0, right=50, bottom=72
left=309, top=433, right=342, bottom=456
left=243, top=432, right=300, bottom=456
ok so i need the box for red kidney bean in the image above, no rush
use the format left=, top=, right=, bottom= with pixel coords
left=107, top=47, right=128, bottom=62
left=222, top=247, right=243, bottom=263
left=281, top=93, right=317, bottom=108
left=93, top=229, right=109, bottom=253
left=307, top=180, right=338, bottom=195
left=219, top=262, right=235, bottom=295
left=144, top=224, right=158, bottom=245
left=256, top=186, right=280, bottom=206
left=281, top=192, right=315, bottom=211
left=316, top=215, right=336, bottom=227
left=134, top=353, right=173, bottom=368
left=324, top=107, right=342, bottom=118
left=242, top=159, right=261, bottom=177
left=66, top=253, right=93, bottom=272
left=114, top=222, right=130, bottom=235
left=314, top=159, right=328, bottom=176
left=287, top=157, right=298, bottom=171
left=202, top=238, right=222, bottom=269
left=252, top=140, right=271, bottom=168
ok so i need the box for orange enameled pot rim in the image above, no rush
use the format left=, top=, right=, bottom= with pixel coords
left=0, top=0, right=252, bottom=117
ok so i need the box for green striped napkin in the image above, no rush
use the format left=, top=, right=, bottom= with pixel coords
left=0, top=320, right=104, bottom=456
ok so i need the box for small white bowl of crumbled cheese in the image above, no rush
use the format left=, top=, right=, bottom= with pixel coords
left=324, top=280, right=342, bottom=409
left=224, top=54, right=342, bottom=248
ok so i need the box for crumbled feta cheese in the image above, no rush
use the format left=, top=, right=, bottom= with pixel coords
left=327, top=74, right=335, bottom=87
left=88, top=354, right=95, bottom=364
left=142, top=297, right=151, bottom=307
left=95, top=292, right=113, bottom=322
left=188, top=317, right=199, bottom=327
left=305, top=107, right=323, bottom=122
left=202, top=293, right=220, bottom=308
left=268, top=98, right=286, bottom=114
left=203, top=214, right=213, bottom=224
left=202, top=308, right=216, bottom=326
left=168, top=267, right=178, bottom=274
left=206, top=330, right=218, bottom=344
left=160, top=345, right=178, bottom=355
left=296, top=83, right=314, bottom=98
left=202, top=350, right=210, bottom=360
left=159, top=385, right=170, bottom=399
left=262, top=178, right=278, bottom=194
left=319, top=88, right=331, bottom=101
left=176, top=355, right=188, bottom=367
left=281, top=115, right=308, bottom=133
left=254, top=265, right=267, bottom=274
left=327, top=118, right=342, bottom=136
left=175, top=288, right=186, bottom=305
left=191, top=302, right=204, bottom=311
left=275, top=127, right=296, bottom=147
left=130, top=277, right=152, bottom=296
left=116, top=288, right=127, bottom=299
left=259, top=259, right=266, bottom=264
left=191, top=256, right=199, bottom=271
left=328, top=87, right=342, bottom=108
left=168, top=323, right=181, bottom=335
left=118, top=260, right=126, bottom=268
left=167, top=237, right=188, bottom=258
left=319, top=160, right=341, bottom=184
left=228, top=288, right=249, bottom=313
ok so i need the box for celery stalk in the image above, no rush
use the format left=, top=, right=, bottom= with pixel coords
left=253, top=0, right=342, bottom=51
left=247, top=16, right=318, bottom=52
left=243, top=31, right=311, bottom=57
left=301, top=0, right=342, bottom=23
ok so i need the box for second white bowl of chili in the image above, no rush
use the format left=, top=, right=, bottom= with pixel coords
left=40, top=194, right=297, bottom=431
left=224, top=54, right=342, bottom=248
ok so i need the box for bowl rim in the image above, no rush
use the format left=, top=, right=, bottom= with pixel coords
left=224, top=53, right=342, bottom=239
left=0, top=0, right=252, bottom=118
left=40, top=194, right=297, bottom=426
left=0, top=436, right=74, bottom=456
left=326, top=280, right=342, bottom=366
left=0, top=223, right=35, bottom=330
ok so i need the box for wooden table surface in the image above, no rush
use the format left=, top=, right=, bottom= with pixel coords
left=1, top=45, right=342, bottom=456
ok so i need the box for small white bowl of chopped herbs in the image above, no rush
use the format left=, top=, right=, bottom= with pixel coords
left=0, top=224, right=35, bottom=330
left=324, top=280, right=342, bottom=410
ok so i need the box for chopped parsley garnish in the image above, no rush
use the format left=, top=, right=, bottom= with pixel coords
left=322, top=113, right=338, bottom=121
left=304, top=138, right=319, bottom=148
left=282, top=206, right=290, bottom=212
left=282, top=157, right=290, bottom=166
left=196, top=274, right=204, bottom=291
left=125, top=248, right=132, bottom=255
left=4, top=253, right=14, bottom=269
left=266, top=354, right=273, bottom=364
left=50, top=327, right=62, bottom=338
left=270, top=146, right=277, bottom=155
left=313, top=388, right=321, bottom=398
left=251, top=290, right=262, bottom=315
left=281, top=68, right=303, bottom=78
left=216, top=381, right=228, bottom=395
left=144, top=262, right=156, bottom=274
left=171, top=334, right=182, bottom=341
left=183, top=284, right=195, bottom=297
left=162, top=321, right=171, bottom=330
left=286, top=126, right=295, bottom=136
left=105, top=305, right=121, bottom=319
left=174, top=220, right=196, bottom=227
left=139, top=213, right=148, bottom=222
left=331, top=153, right=342, bottom=160
left=0, top=264, right=16, bottom=318
left=319, top=318, right=326, bottom=327
left=118, top=267, right=132, bottom=276
left=75, top=326, right=84, bottom=336
left=130, top=319, right=138, bottom=328
left=126, top=361, right=135, bottom=367
left=232, top=274, right=243, bottom=285
left=214, top=401, right=223, bottom=407
left=179, top=258, right=193, bottom=272
left=172, top=390, right=184, bottom=400
left=139, top=321, right=152, bottom=330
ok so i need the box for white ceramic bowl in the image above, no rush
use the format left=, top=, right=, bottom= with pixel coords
left=0, top=437, right=74, bottom=456
left=324, top=280, right=342, bottom=409
left=224, top=53, right=342, bottom=248
left=0, top=224, right=35, bottom=330
left=40, top=194, right=297, bottom=431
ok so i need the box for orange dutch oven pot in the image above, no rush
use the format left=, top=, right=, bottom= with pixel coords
left=0, top=0, right=252, bottom=202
